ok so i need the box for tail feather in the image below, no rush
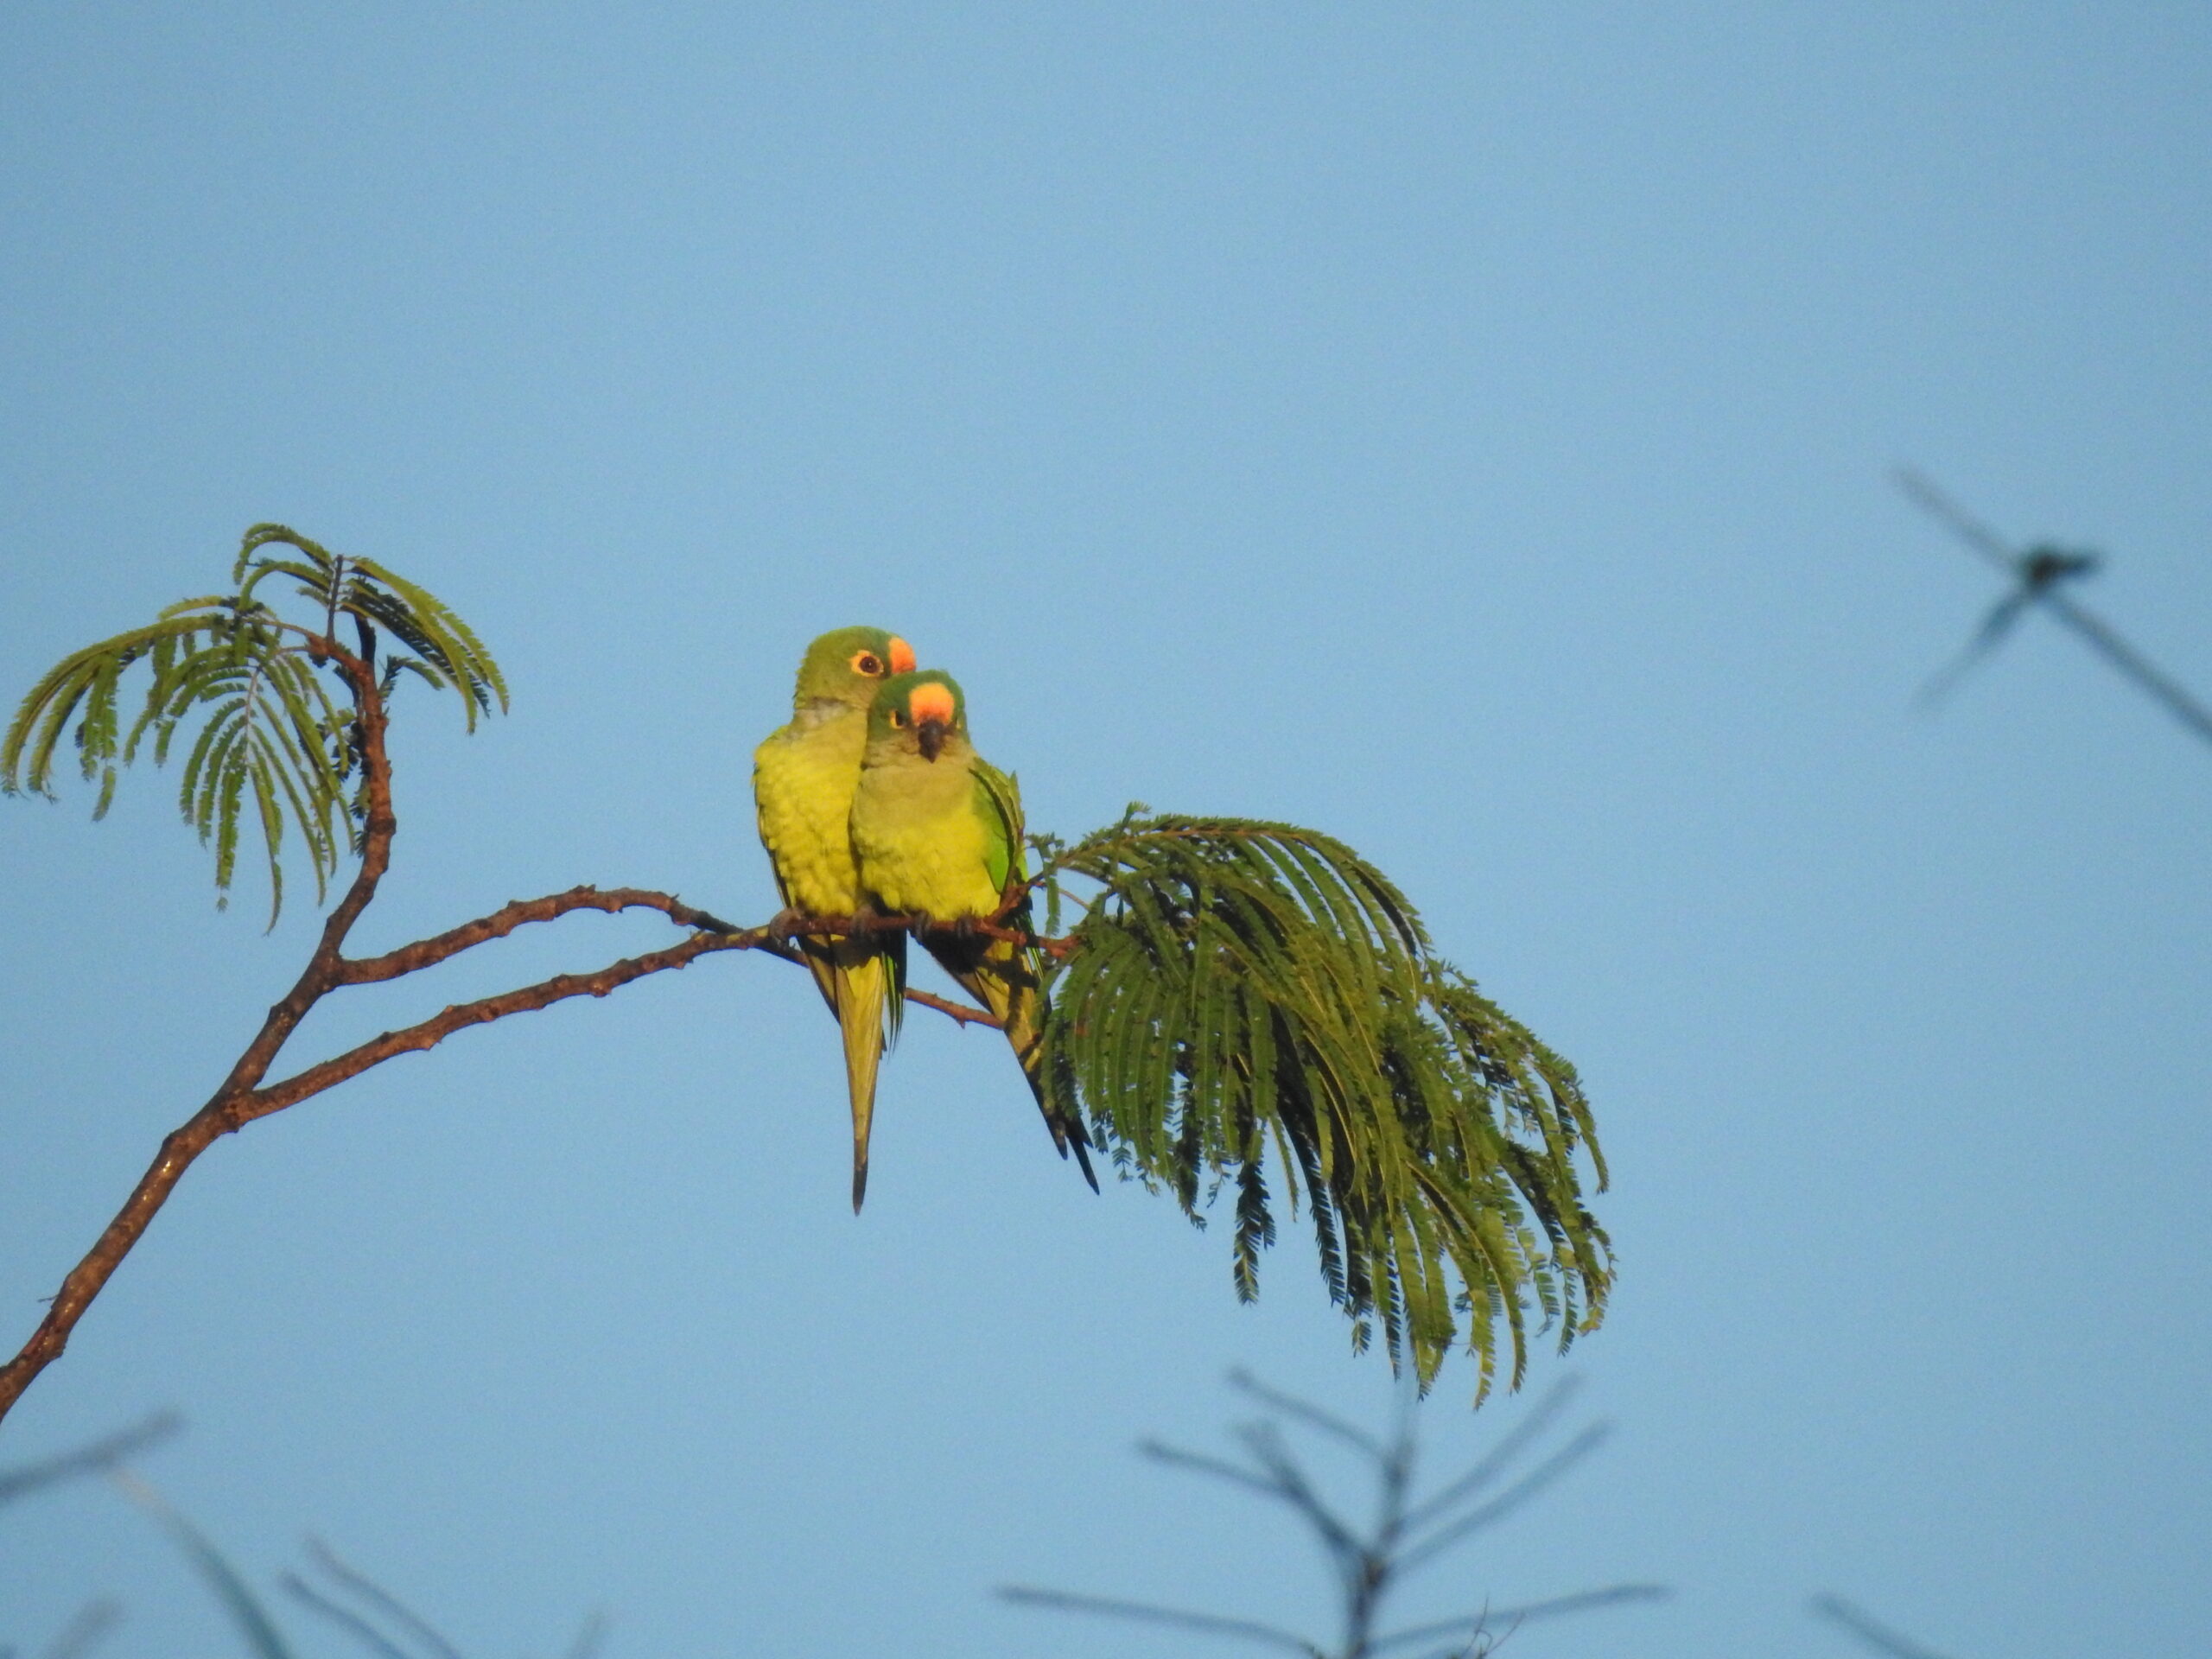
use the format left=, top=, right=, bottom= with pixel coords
left=810, top=934, right=903, bottom=1213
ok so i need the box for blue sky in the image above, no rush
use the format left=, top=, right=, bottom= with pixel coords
left=3, top=6, right=2209, bottom=1656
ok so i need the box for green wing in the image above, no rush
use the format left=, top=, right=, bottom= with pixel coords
left=972, top=758, right=1025, bottom=900
left=958, top=756, right=1097, bottom=1191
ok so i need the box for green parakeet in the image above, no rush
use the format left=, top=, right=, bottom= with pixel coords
left=753, top=626, right=917, bottom=1211
left=849, top=670, right=1098, bottom=1191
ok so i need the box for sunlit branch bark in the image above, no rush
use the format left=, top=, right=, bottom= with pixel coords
left=335, top=885, right=747, bottom=984
left=0, top=652, right=1001, bottom=1433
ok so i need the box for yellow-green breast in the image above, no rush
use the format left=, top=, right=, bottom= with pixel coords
left=850, top=752, right=1001, bottom=920
left=753, top=708, right=870, bottom=915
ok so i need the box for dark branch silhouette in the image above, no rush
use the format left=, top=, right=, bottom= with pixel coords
left=0, top=1420, right=181, bottom=1659
left=0, top=639, right=1010, bottom=1433
left=35, top=1598, right=124, bottom=1659
left=1898, top=468, right=2212, bottom=749
left=281, top=1573, right=417, bottom=1659
left=1811, top=1592, right=1958, bottom=1659
left=1393, top=1422, right=1611, bottom=1576
left=284, top=1536, right=467, bottom=1659
left=1001, top=1371, right=1665, bottom=1659
left=48, top=1430, right=601, bottom=1659
left=1367, top=1585, right=1675, bottom=1655
left=283, top=1541, right=605, bottom=1659
left=0, top=1413, right=181, bottom=1506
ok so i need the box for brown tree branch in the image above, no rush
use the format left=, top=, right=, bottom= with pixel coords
left=0, top=640, right=1012, bottom=1433
left=244, top=930, right=750, bottom=1122
left=338, top=890, right=1069, bottom=988
left=0, top=637, right=399, bottom=1430
left=335, top=886, right=747, bottom=985
left=901, top=987, right=1003, bottom=1027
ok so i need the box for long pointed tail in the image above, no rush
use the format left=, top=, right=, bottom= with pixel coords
left=1007, top=1014, right=1099, bottom=1193
left=832, top=944, right=898, bottom=1212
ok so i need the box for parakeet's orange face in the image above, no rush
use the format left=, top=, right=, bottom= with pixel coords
left=902, top=679, right=958, bottom=760
left=869, top=670, right=969, bottom=762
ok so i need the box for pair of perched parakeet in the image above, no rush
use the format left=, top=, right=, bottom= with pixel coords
left=753, top=626, right=1096, bottom=1211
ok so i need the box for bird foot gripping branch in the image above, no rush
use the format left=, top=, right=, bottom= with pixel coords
left=3, top=529, right=1612, bottom=1432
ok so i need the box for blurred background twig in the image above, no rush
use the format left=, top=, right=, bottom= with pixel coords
left=1000, top=1370, right=1665, bottom=1659
left=1899, top=469, right=2212, bottom=750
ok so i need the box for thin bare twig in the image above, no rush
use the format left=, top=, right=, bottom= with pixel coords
left=108, top=1469, right=295, bottom=1658
left=1370, top=1584, right=1670, bottom=1654
left=1395, top=1423, right=1611, bottom=1575
left=1138, top=1438, right=1290, bottom=1501
left=901, top=986, right=1001, bottom=1027
left=1237, top=1421, right=1363, bottom=1567
left=334, top=885, right=741, bottom=984
left=1230, top=1367, right=1386, bottom=1459
left=36, top=1599, right=123, bottom=1659
left=0, top=1412, right=181, bottom=1505
left=1897, top=468, right=2212, bottom=749
left=1811, top=1593, right=1958, bottom=1659
left=1399, top=1376, right=1579, bottom=1533
left=1013, top=1372, right=1656, bottom=1659
left=302, top=1537, right=465, bottom=1659
left=281, top=1573, right=415, bottom=1659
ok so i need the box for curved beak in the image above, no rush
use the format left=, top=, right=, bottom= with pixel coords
left=917, top=716, right=947, bottom=761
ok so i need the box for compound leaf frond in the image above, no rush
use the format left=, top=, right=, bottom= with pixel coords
left=5, top=527, right=505, bottom=924
left=1036, top=814, right=1611, bottom=1399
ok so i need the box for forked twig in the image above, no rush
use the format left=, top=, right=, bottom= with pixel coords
left=1369, top=1586, right=1669, bottom=1656
left=1898, top=468, right=2212, bottom=749
left=295, top=1536, right=464, bottom=1659
left=0, top=640, right=1018, bottom=1433
left=281, top=1574, right=414, bottom=1659
left=1001, top=1372, right=1664, bottom=1659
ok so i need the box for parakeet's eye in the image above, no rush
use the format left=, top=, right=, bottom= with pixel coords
left=889, top=709, right=909, bottom=728
left=851, top=650, right=885, bottom=677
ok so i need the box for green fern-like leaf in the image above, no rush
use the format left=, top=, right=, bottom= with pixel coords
left=1036, top=811, right=1611, bottom=1398
left=3, top=526, right=504, bottom=925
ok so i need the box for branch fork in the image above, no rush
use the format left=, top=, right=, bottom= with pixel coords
left=0, top=651, right=995, bottom=1432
